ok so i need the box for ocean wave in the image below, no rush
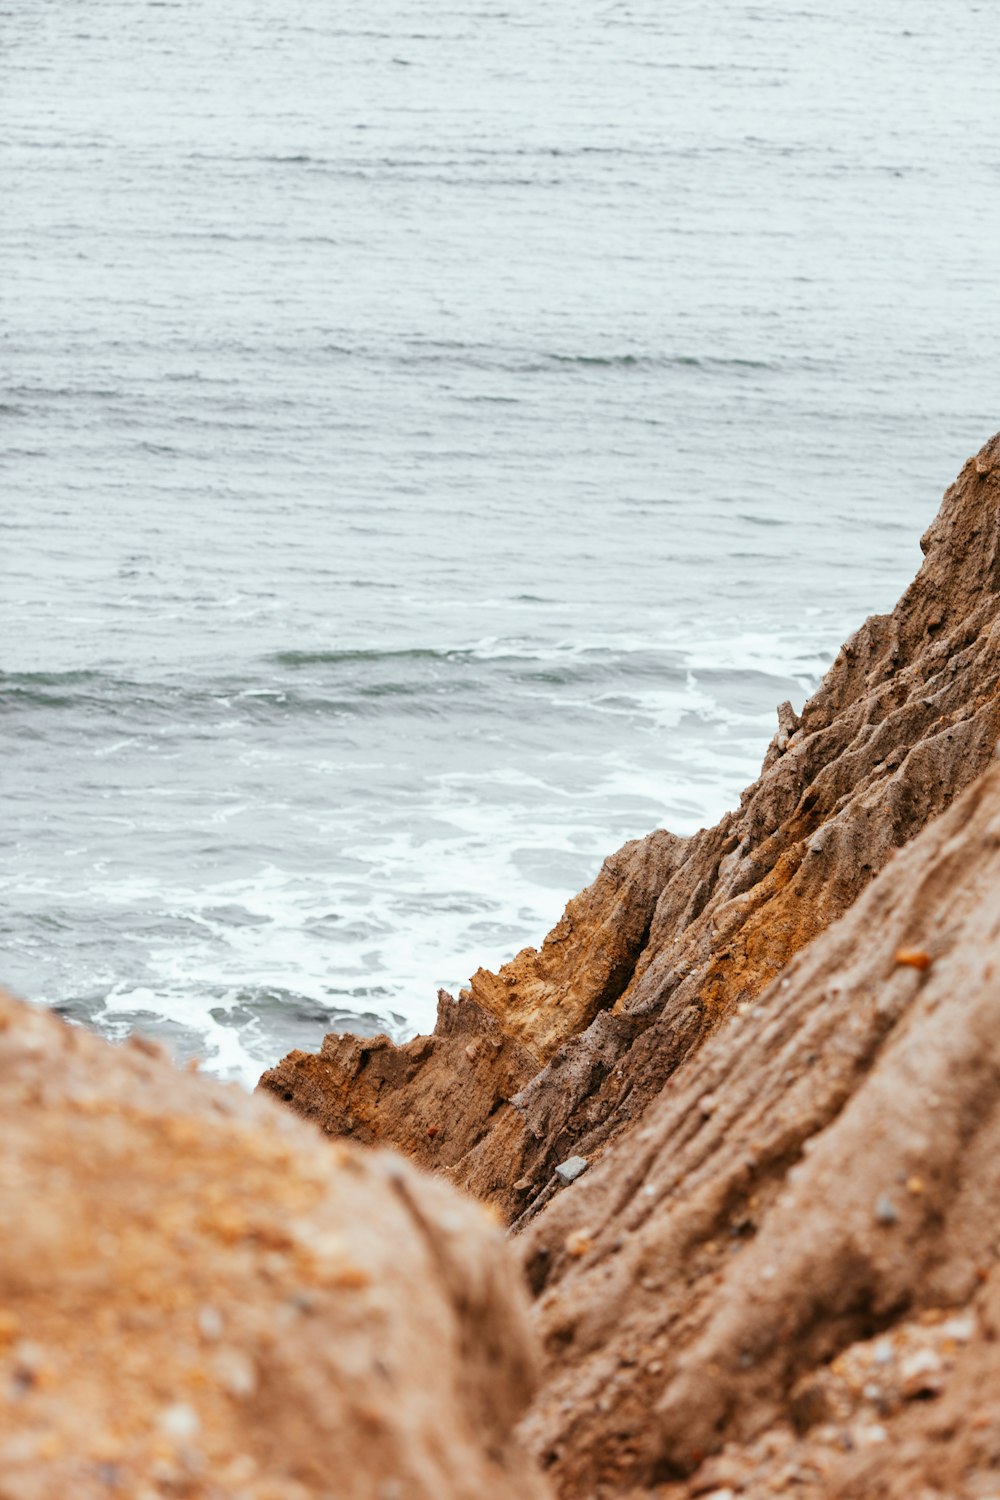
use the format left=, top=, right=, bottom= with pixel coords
left=0, top=635, right=821, bottom=736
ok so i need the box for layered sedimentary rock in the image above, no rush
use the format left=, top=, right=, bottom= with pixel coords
left=0, top=990, right=549, bottom=1500
left=261, top=434, right=1000, bottom=1223
left=518, top=753, right=1000, bottom=1499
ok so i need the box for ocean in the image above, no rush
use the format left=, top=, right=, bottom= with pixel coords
left=3, top=0, right=998, bottom=1081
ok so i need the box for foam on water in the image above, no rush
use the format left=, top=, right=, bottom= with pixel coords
left=0, top=627, right=827, bottom=1082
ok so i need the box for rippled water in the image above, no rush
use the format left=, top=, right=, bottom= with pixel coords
left=3, top=0, right=998, bottom=1079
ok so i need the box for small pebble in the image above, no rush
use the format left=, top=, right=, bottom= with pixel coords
left=197, top=1306, right=223, bottom=1342
left=554, top=1156, right=589, bottom=1186
left=158, top=1404, right=200, bottom=1441
left=900, top=1347, right=944, bottom=1398
left=941, top=1313, right=976, bottom=1343
left=874, top=1194, right=899, bottom=1225
left=213, top=1348, right=258, bottom=1399
left=894, top=947, right=932, bottom=971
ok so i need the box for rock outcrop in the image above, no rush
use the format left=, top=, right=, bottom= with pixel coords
left=260, top=435, right=1000, bottom=1224
left=518, top=751, right=1000, bottom=1499
left=9, top=438, right=1000, bottom=1500
left=0, top=990, right=550, bottom=1500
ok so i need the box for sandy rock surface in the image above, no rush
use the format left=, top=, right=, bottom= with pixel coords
left=261, top=435, right=1000, bottom=1224
left=519, top=754, right=1000, bottom=1497
left=0, top=991, right=550, bottom=1500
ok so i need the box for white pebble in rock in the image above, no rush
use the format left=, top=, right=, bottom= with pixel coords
left=554, top=1156, right=589, bottom=1185
left=159, top=1403, right=200, bottom=1441
left=197, top=1305, right=223, bottom=1341
left=875, top=1194, right=899, bottom=1226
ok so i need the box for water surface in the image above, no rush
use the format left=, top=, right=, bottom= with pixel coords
left=3, top=0, right=998, bottom=1077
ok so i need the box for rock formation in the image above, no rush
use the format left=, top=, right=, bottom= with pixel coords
left=519, top=752, right=1000, bottom=1497
left=260, top=434, right=1000, bottom=1225
left=0, top=989, right=550, bottom=1500
left=7, top=437, right=1000, bottom=1500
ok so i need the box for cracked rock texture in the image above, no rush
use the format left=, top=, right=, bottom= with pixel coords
left=0, top=990, right=549, bottom=1500
left=260, top=435, right=1000, bottom=1227
left=519, top=753, right=1000, bottom=1496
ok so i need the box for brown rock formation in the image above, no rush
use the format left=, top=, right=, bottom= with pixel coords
left=260, top=434, right=1000, bottom=1224
left=517, top=751, right=1000, bottom=1499
left=7, top=438, right=1000, bottom=1500
left=0, top=990, right=550, bottom=1500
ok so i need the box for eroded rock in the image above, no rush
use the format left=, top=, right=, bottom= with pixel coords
left=261, top=434, right=1000, bottom=1224
left=0, top=990, right=550, bottom=1500
left=518, top=755, right=1000, bottom=1496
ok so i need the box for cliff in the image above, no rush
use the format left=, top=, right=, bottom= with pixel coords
left=260, top=435, right=1000, bottom=1226
left=6, top=437, right=1000, bottom=1500
left=0, top=989, right=549, bottom=1500
left=520, top=751, right=1000, bottom=1497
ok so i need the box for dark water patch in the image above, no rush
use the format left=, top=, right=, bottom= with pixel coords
left=94, top=1009, right=210, bottom=1065
left=692, top=666, right=812, bottom=713
left=213, top=988, right=403, bottom=1034
left=272, top=646, right=472, bottom=668
left=200, top=904, right=272, bottom=928
left=386, top=345, right=777, bottom=376
left=6, top=384, right=122, bottom=401
left=209, top=988, right=407, bottom=1060
left=2, top=647, right=740, bottom=740
left=0, top=668, right=109, bottom=707
left=270, top=642, right=695, bottom=692
left=302, top=912, right=389, bottom=942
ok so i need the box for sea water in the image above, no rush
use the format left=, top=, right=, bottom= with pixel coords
left=3, top=0, right=999, bottom=1080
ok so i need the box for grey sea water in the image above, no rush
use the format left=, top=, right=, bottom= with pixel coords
left=3, top=0, right=999, bottom=1080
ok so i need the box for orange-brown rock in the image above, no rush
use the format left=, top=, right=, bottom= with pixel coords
left=260, top=434, right=1000, bottom=1223
left=0, top=989, right=550, bottom=1500
left=260, top=829, right=682, bottom=1177
left=517, top=754, right=1000, bottom=1498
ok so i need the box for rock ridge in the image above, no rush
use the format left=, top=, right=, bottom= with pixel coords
left=518, top=747, right=1000, bottom=1498
left=260, top=433, right=1000, bottom=1224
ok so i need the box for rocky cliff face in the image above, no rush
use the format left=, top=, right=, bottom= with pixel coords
left=519, top=752, right=1000, bottom=1497
left=0, top=990, right=550, bottom=1500
left=7, top=438, right=1000, bottom=1500
left=260, top=435, right=1000, bottom=1226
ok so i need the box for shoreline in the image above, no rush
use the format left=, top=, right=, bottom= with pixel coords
left=3, top=435, right=1000, bottom=1497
